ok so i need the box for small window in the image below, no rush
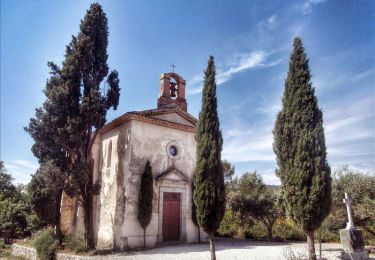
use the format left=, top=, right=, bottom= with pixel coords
left=107, top=140, right=112, bottom=168
left=169, top=145, right=178, bottom=156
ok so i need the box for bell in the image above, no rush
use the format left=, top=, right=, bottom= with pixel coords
left=170, top=82, right=178, bottom=97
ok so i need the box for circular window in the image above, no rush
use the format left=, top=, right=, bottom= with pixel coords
left=166, top=141, right=181, bottom=160
left=169, top=145, right=178, bottom=156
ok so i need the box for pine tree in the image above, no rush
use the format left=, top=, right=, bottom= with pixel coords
left=273, top=37, right=331, bottom=260
left=137, top=160, right=153, bottom=248
left=25, top=3, right=120, bottom=248
left=194, top=56, right=225, bottom=260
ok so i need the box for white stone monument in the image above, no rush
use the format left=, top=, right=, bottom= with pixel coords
left=340, top=192, right=369, bottom=260
left=343, top=192, right=355, bottom=230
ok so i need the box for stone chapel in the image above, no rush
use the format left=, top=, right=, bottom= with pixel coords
left=60, top=72, right=206, bottom=249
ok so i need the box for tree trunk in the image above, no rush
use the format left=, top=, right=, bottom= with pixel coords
left=83, top=195, right=95, bottom=249
left=198, top=226, right=201, bottom=244
left=306, top=230, right=316, bottom=260
left=55, top=189, right=63, bottom=245
left=209, top=233, right=216, bottom=260
left=143, top=228, right=146, bottom=249
left=267, top=226, right=273, bottom=241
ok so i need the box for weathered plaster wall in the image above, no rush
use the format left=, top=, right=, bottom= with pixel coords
left=96, top=129, right=119, bottom=249
left=118, top=118, right=200, bottom=249
left=93, top=114, right=203, bottom=250
left=94, top=122, right=131, bottom=250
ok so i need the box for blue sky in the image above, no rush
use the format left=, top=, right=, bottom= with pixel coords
left=1, top=0, right=374, bottom=184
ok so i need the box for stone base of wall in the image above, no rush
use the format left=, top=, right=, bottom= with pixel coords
left=11, top=244, right=39, bottom=260
left=11, top=244, right=93, bottom=260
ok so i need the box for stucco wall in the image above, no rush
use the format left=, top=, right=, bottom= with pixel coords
left=119, top=119, right=200, bottom=249
left=94, top=115, right=204, bottom=250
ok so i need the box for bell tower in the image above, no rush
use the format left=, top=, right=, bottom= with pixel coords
left=157, top=73, right=188, bottom=112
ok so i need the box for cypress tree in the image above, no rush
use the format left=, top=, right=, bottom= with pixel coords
left=26, top=3, right=120, bottom=248
left=137, top=160, right=153, bottom=248
left=25, top=59, right=74, bottom=243
left=72, top=4, right=120, bottom=248
left=194, top=56, right=225, bottom=260
left=273, top=37, right=331, bottom=260
left=191, top=181, right=200, bottom=243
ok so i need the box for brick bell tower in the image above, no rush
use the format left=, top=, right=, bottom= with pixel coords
left=157, top=72, right=188, bottom=112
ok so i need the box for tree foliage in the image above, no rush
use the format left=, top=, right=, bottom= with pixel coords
left=0, top=162, right=41, bottom=243
left=194, top=56, right=225, bottom=260
left=28, top=160, right=65, bottom=242
left=330, top=167, right=375, bottom=237
left=229, top=172, right=281, bottom=240
left=273, top=37, right=331, bottom=260
left=222, top=160, right=235, bottom=184
left=0, top=196, right=28, bottom=244
left=137, top=160, right=153, bottom=248
left=0, top=162, right=17, bottom=198
left=25, top=3, right=120, bottom=248
left=191, top=180, right=201, bottom=243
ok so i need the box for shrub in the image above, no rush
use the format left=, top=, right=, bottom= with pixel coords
left=273, top=219, right=306, bottom=241
left=320, top=229, right=340, bottom=243
left=244, top=222, right=267, bottom=240
left=64, top=235, right=88, bottom=253
left=217, top=211, right=238, bottom=237
left=33, top=227, right=58, bottom=260
left=0, top=240, right=6, bottom=249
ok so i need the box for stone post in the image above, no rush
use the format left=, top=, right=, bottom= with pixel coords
left=343, top=192, right=355, bottom=230
left=339, top=192, right=369, bottom=260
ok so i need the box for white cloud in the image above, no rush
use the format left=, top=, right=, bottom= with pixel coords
left=267, top=15, right=277, bottom=25
left=261, top=170, right=281, bottom=185
left=217, top=51, right=267, bottom=84
left=4, top=160, right=38, bottom=184
left=221, top=93, right=374, bottom=183
left=222, top=103, right=277, bottom=163
left=324, top=96, right=375, bottom=169
left=187, top=51, right=283, bottom=95
left=302, top=0, right=328, bottom=14
left=315, top=69, right=375, bottom=93
left=222, top=131, right=275, bottom=162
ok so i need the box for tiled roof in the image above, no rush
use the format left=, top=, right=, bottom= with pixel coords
left=99, top=107, right=197, bottom=134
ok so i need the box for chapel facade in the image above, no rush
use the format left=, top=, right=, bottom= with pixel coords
left=60, top=72, right=206, bottom=249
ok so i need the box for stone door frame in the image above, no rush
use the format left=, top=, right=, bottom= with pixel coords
left=156, top=183, right=187, bottom=243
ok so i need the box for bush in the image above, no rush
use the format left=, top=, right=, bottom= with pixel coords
left=217, top=211, right=238, bottom=238
left=320, top=229, right=340, bottom=243
left=244, top=222, right=267, bottom=240
left=273, top=219, right=306, bottom=241
left=33, top=227, right=58, bottom=260
left=64, top=235, right=88, bottom=253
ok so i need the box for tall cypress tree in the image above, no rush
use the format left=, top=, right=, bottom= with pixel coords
left=194, top=56, right=225, bottom=260
left=137, top=160, right=153, bottom=248
left=72, top=4, right=120, bottom=248
left=273, top=37, right=331, bottom=260
left=191, top=181, right=200, bottom=243
left=26, top=3, right=120, bottom=248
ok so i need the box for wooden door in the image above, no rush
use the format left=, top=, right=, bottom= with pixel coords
left=162, top=192, right=181, bottom=242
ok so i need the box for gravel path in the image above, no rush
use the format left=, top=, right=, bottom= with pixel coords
left=92, top=238, right=359, bottom=260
